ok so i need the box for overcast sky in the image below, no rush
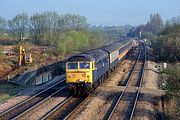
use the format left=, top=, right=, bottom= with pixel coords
left=1, top=0, right=180, bottom=26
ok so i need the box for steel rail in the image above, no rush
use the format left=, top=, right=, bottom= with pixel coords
left=0, top=78, right=65, bottom=119
left=129, top=42, right=146, bottom=120
left=107, top=41, right=145, bottom=120
left=40, top=95, right=90, bottom=120
left=41, top=96, right=73, bottom=120
left=63, top=94, right=91, bottom=120
left=12, top=86, right=67, bottom=120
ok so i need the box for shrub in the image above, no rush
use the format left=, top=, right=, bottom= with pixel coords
left=164, top=65, right=180, bottom=96
left=13, top=42, right=34, bottom=53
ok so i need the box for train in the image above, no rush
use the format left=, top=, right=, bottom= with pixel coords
left=66, top=39, right=138, bottom=95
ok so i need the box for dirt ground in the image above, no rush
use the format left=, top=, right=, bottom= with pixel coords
left=0, top=45, right=64, bottom=82
left=143, top=61, right=159, bottom=89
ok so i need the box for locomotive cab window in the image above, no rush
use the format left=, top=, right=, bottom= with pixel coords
left=80, top=62, right=90, bottom=69
left=68, top=63, right=78, bottom=69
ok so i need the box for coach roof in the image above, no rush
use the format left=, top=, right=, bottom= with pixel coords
left=101, top=40, right=130, bottom=53
left=67, top=49, right=108, bottom=62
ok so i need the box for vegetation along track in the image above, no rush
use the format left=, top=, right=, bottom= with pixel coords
left=105, top=42, right=146, bottom=120
left=0, top=79, right=66, bottom=120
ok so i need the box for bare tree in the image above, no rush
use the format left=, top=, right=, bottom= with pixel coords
left=8, top=13, right=29, bottom=42
left=42, top=11, right=59, bottom=45
left=145, top=13, right=164, bottom=34
left=29, top=13, right=47, bottom=45
left=58, top=14, right=88, bottom=32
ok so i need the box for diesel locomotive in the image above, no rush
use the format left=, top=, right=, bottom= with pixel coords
left=66, top=39, right=137, bottom=95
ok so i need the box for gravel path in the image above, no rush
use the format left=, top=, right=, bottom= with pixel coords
left=133, top=92, right=163, bottom=120
left=143, top=61, right=159, bottom=89
left=0, top=74, right=65, bottom=113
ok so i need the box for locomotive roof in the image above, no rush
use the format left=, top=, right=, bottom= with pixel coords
left=67, top=49, right=108, bottom=62
left=101, top=40, right=131, bottom=53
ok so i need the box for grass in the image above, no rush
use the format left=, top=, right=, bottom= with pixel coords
left=0, top=83, right=27, bottom=103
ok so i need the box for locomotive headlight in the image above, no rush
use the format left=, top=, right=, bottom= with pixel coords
left=72, top=74, right=75, bottom=77
left=80, top=79, right=83, bottom=81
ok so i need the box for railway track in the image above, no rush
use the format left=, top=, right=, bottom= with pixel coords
left=41, top=95, right=90, bottom=120
left=0, top=79, right=66, bottom=120
left=12, top=86, right=68, bottom=120
left=42, top=44, right=143, bottom=120
left=105, top=42, right=146, bottom=120
left=41, top=62, right=116, bottom=120
left=40, top=60, right=125, bottom=120
left=0, top=41, right=145, bottom=120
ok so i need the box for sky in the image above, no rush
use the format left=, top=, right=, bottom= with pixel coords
left=1, top=0, right=180, bottom=26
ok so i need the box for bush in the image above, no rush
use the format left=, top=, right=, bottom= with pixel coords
left=53, top=30, right=89, bottom=55
left=152, top=25, right=180, bottom=62
left=66, top=30, right=89, bottom=52
left=164, top=65, right=180, bottom=96
left=55, top=41, right=67, bottom=56
left=44, top=49, right=55, bottom=57
left=89, top=31, right=103, bottom=49
left=13, top=42, right=34, bottom=53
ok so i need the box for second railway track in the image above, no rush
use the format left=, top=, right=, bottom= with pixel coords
left=105, top=41, right=146, bottom=120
